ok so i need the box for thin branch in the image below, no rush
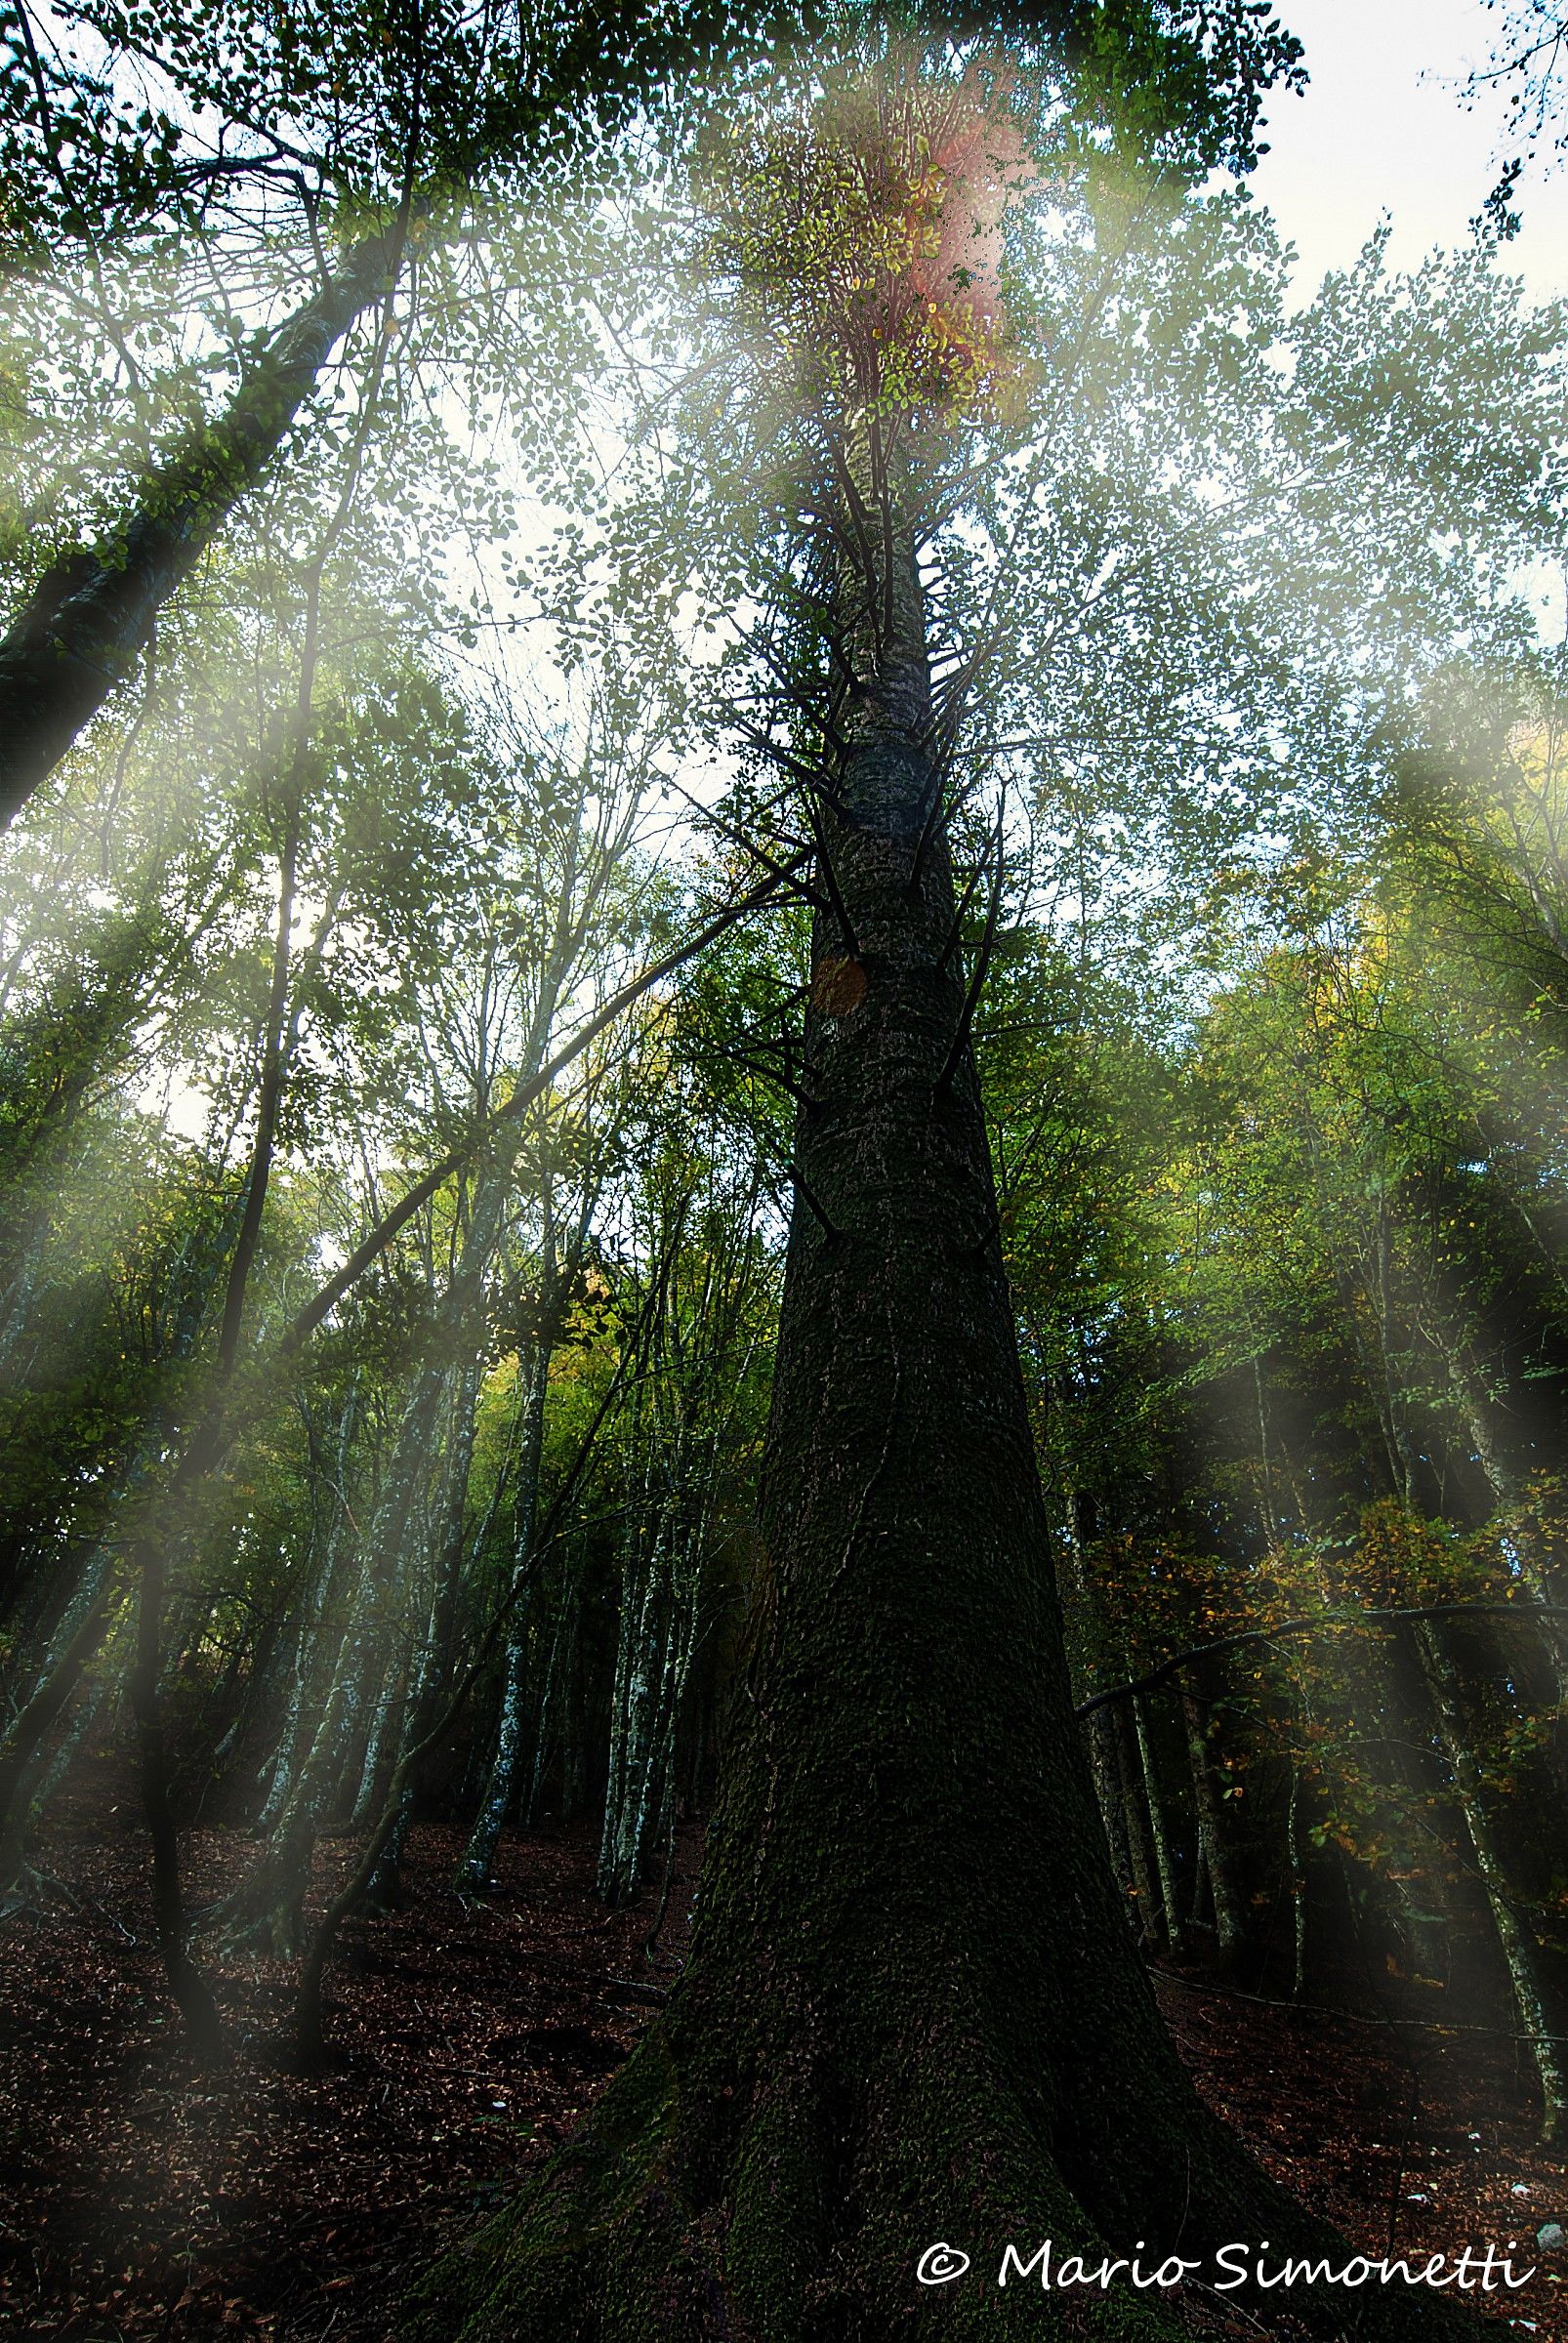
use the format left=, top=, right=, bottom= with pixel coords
left=1075, top=1601, right=1568, bottom=1720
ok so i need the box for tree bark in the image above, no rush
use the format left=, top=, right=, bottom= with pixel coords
left=1181, top=1688, right=1243, bottom=1971
left=454, top=1336, right=551, bottom=1890
left=1414, top=1617, right=1566, bottom=2144
left=1110, top=1696, right=1161, bottom=1948
left=1133, top=1692, right=1185, bottom=1959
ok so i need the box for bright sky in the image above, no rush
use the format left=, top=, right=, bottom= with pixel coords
left=1250, top=0, right=1568, bottom=299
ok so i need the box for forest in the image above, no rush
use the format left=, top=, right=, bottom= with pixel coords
left=4, top=0, right=1568, bottom=2336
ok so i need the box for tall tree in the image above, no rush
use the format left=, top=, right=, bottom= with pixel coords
left=411, top=41, right=1473, bottom=2341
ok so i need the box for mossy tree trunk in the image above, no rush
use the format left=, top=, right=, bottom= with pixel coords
left=410, top=425, right=1472, bottom=2342
left=1414, top=1617, right=1566, bottom=2144
left=1181, top=1688, right=1243, bottom=1971
left=0, top=227, right=401, bottom=828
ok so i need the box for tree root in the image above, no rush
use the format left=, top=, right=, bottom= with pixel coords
left=406, top=1991, right=1483, bottom=2343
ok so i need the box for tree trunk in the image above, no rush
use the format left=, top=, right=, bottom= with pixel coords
left=1133, top=1693, right=1185, bottom=1960
left=256, top=1378, right=365, bottom=1829
left=1414, top=1617, right=1566, bottom=2144
left=1438, top=1330, right=1568, bottom=1707
left=1110, top=1696, right=1161, bottom=1949
left=0, top=1538, right=117, bottom=1854
left=366, top=1352, right=484, bottom=1906
left=214, top=1364, right=445, bottom=1957
left=0, top=227, right=399, bottom=826
left=1181, top=1688, right=1243, bottom=1971
left=0, top=1185, right=247, bottom=1848
left=598, top=1510, right=673, bottom=1907
left=409, top=428, right=1465, bottom=2341
left=1053, top=1468, right=1138, bottom=1928
left=456, top=1336, right=552, bottom=1890
left=1286, top=1763, right=1308, bottom=2002
left=128, top=1520, right=226, bottom=2062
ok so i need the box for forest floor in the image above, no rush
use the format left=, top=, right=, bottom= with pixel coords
left=2, top=1771, right=1565, bottom=2340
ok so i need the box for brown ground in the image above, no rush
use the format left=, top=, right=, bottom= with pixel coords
left=1, top=1780, right=1564, bottom=2340
left=1157, top=1973, right=1565, bottom=2336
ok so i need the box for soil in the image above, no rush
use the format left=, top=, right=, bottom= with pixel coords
left=2, top=1769, right=1564, bottom=2340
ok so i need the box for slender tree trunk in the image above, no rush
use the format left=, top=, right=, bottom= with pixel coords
left=366, top=1353, right=484, bottom=1905
left=1181, top=1688, right=1243, bottom=1971
left=1414, top=1618, right=1566, bottom=2143
left=1133, top=1693, right=1185, bottom=1959
left=557, top=1611, right=585, bottom=1827
left=598, top=1512, right=674, bottom=1907
left=525, top=1569, right=573, bottom=1825
left=256, top=1381, right=365, bottom=1827
left=1054, top=1466, right=1137, bottom=1923
left=1110, top=1694, right=1160, bottom=1947
left=214, top=1361, right=446, bottom=1956
left=0, top=1179, right=248, bottom=1849
left=1081, top=1702, right=1135, bottom=1917
left=0, top=1541, right=118, bottom=1855
left=128, top=1521, right=226, bottom=2062
left=351, top=1643, right=412, bottom=1827
left=1438, top=1331, right=1568, bottom=1706
left=0, top=1619, right=126, bottom=1878
left=1286, top=1763, right=1308, bottom=2002
left=599, top=1502, right=705, bottom=1910
left=216, top=792, right=302, bottom=1373
left=455, top=1336, right=552, bottom=1890
left=1252, top=1354, right=1283, bottom=1544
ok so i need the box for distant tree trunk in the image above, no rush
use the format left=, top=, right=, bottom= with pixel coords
left=597, top=1506, right=668, bottom=1907
left=1414, top=1617, right=1566, bottom=2143
left=1437, top=1329, right=1568, bottom=1706
left=557, top=1615, right=586, bottom=1827
left=0, top=1535, right=119, bottom=1859
left=455, top=1336, right=552, bottom=1891
left=598, top=1503, right=703, bottom=1911
left=1110, top=1694, right=1161, bottom=1947
left=351, top=1641, right=413, bottom=1828
left=1252, top=1353, right=1283, bottom=1544
left=1054, top=1468, right=1138, bottom=1924
left=1134, top=1692, right=1185, bottom=1959
left=214, top=1361, right=449, bottom=1957
left=1089, top=1706, right=1138, bottom=1921
left=1286, top=1763, right=1308, bottom=2001
left=256, top=1379, right=364, bottom=1829
left=366, top=1353, right=484, bottom=1907
left=524, top=1557, right=578, bottom=1826
left=0, top=1178, right=247, bottom=1852
left=1182, top=1687, right=1243, bottom=1970
left=0, top=1617, right=127, bottom=1876
left=128, top=1513, right=225, bottom=2061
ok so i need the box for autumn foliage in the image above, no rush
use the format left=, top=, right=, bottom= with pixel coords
left=700, top=56, right=1041, bottom=416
